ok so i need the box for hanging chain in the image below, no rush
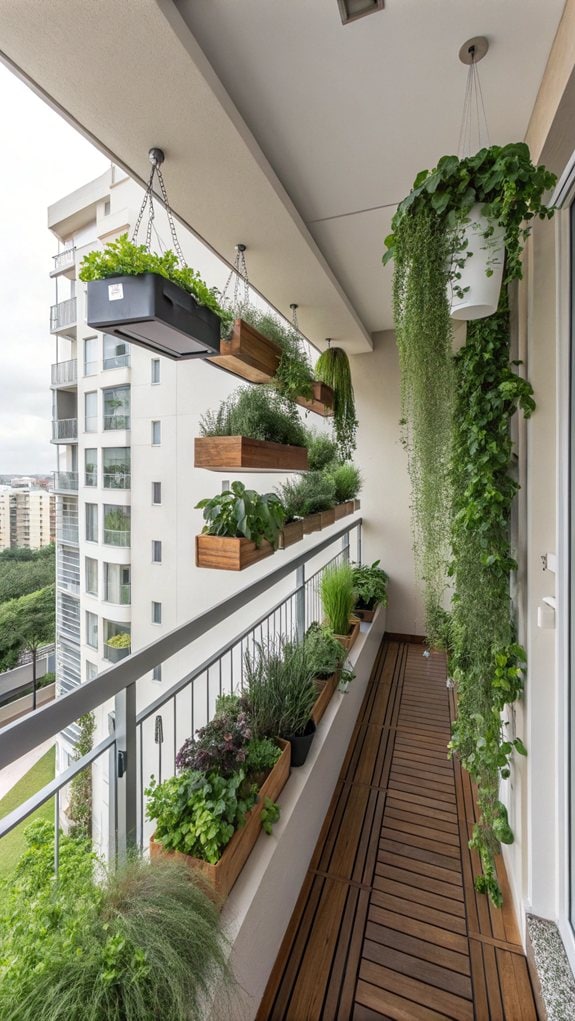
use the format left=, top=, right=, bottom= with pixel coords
left=457, top=46, right=490, bottom=159
left=290, top=303, right=299, bottom=332
left=221, top=244, right=250, bottom=315
left=130, top=148, right=186, bottom=265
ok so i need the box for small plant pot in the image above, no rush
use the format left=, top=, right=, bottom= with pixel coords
left=279, top=519, right=304, bottom=549
left=319, top=508, right=336, bottom=529
left=333, top=618, right=361, bottom=652
left=303, top=512, right=322, bottom=535
left=150, top=739, right=290, bottom=904
left=285, top=720, right=316, bottom=767
left=311, top=673, right=339, bottom=725
left=194, top=436, right=308, bottom=473
left=208, top=318, right=281, bottom=383
left=449, top=205, right=505, bottom=321
left=354, top=598, right=377, bottom=623
left=334, top=500, right=355, bottom=520
left=196, top=534, right=274, bottom=571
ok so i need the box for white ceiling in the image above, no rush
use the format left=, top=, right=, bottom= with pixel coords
left=0, top=0, right=565, bottom=348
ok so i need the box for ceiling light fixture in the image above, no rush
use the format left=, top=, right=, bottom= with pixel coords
left=337, top=0, right=384, bottom=27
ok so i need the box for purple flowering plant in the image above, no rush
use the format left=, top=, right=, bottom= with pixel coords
left=176, top=710, right=252, bottom=777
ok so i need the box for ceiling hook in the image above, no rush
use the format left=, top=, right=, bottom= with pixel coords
left=148, top=147, right=165, bottom=167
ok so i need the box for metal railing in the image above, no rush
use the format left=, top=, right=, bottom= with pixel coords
left=105, top=583, right=131, bottom=606
left=53, top=471, right=79, bottom=492
left=0, top=519, right=362, bottom=871
left=50, top=297, right=77, bottom=332
left=52, top=418, right=78, bottom=442
left=104, top=353, right=130, bottom=370
left=103, top=415, right=130, bottom=431
left=51, top=248, right=76, bottom=274
left=103, top=472, right=131, bottom=490
left=103, top=528, right=131, bottom=547
left=51, top=359, right=78, bottom=387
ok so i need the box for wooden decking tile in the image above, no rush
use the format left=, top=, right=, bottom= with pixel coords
left=256, top=639, right=539, bottom=1020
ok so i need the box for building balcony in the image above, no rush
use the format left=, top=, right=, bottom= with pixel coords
left=58, top=525, right=79, bottom=545
left=103, top=472, right=130, bottom=490
left=51, top=418, right=78, bottom=443
left=50, top=296, right=77, bottom=335
left=103, top=640, right=132, bottom=663
left=50, top=247, right=76, bottom=277
left=104, top=583, right=131, bottom=606
left=103, top=415, right=130, bottom=431
left=51, top=358, right=78, bottom=388
left=53, top=471, right=79, bottom=492
left=103, top=352, right=130, bottom=370
left=103, top=528, right=130, bottom=547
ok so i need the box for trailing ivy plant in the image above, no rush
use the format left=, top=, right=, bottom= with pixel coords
left=447, top=294, right=535, bottom=905
left=315, top=347, right=358, bottom=460
left=67, top=712, right=96, bottom=839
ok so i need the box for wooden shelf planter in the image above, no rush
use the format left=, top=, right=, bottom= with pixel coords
left=208, top=319, right=281, bottom=383
left=334, top=500, right=355, bottom=521
left=196, top=534, right=274, bottom=571
left=311, top=673, right=339, bottom=725
left=279, top=519, right=304, bottom=549
left=319, top=507, right=336, bottom=529
left=150, top=739, right=291, bottom=904
left=303, top=512, right=322, bottom=535
left=194, top=436, right=308, bottom=473
left=333, top=618, right=361, bottom=653
left=295, top=382, right=334, bottom=418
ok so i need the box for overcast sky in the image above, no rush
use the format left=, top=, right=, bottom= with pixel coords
left=0, top=63, right=109, bottom=474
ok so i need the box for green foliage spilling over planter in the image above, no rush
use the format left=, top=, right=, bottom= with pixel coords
left=0, top=821, right=230, bottom=1021
left=197, top=481, right=286, bottom=548
left=352, top=560, right=388, bottom=609
left=301, top=622, right=346, bottom=679
left=305, top=430, right=339, bottom=471
left=79, top=233, right=231, bottom=329
left=200, top=384, right=307, bottom=448
left=315, top=347, right=358, bottom=460
left=447, top=296, right=534, bottom=905
left=276, top=471, right=335, bottom=522
left=324, top=461, right=362, bottom=503
left=106, top=632, right=131, bottom=649
left=236, top=306, right=314, bottom=402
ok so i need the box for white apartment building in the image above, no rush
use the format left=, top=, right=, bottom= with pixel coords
left=49, top=166, right=329, bottom=852
left=0, top=486, right=54, bottom=552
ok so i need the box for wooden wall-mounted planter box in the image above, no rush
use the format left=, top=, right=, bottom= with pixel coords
left=194, top=436, right=308, bottom=473
left=150, top=739, right=290, bottom=904
left=311, top=673, right=339, bottom=725
left=208, top=319, right=281, bottom=383
left=279, top=519, right=304, bottom=549
left=319, top=508, right=336, bottom=529
left=333, top=618, right=361, bottom=653
left=334, top=500, right=355, bottom=521
left=295, top=382, right=334, bottom=418
left=196, top=534, right=274, bottom=571
left=303, top=512, right=322, bottom=535
left=354, top=604, right=376, bottom=623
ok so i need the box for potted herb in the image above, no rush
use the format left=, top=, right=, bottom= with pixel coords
left=351, top=560, right=388, bottom=621
left=302, top=623, right=346, bottom=724
left=196, top=481, right=286, bottom=570
left=314, top=346, right=358, bottom=459
left=324, top=461, right=362, bottom=518
left=305, top=430, right=339, bottom=471
left=320, top=563, right=359, bottom=651
left=104, top=631, right=131, bottom=662
left=80, top=234, right=230, bottom=360
left=243, top=639, right=317, bottom=767
left=195, top=385, right=308, bottom=472
left=276, top=471, right=336, bottom=537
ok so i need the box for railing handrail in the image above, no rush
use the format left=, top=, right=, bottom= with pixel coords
left=0, top=518, right=362, bottom=770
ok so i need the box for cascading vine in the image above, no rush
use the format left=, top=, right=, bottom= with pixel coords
left=448, top=293, right=534, bottom=905
left=392, top=205, right=455, bottom=633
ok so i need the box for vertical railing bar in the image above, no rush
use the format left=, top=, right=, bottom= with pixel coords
left=158, top=720, right=162, bottom=786
left=173, top=696, right=177, bottom=774
left=206, top=666, right=210, bottom=723
left=357, top=520, right=362, bottom=565
left=219, top=656, right=223, bottom=698
left=54, top=789, right=60, bottom=877
left=138, top=727, right=144, bottom=849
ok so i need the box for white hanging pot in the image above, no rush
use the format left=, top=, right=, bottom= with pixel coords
left=449, top=204, right=505, bottom=321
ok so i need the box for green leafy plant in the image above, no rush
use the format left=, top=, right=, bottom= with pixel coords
left=175, top=709, right=252, bottom=776
left=104, top=508, right=130, bottom=533
left=0, top=826, right=232, bottom=1021
left=79, top=233, right=232, bottom=328
left=275, top=471, right=335, bottom=522
left=301, top=622, right=346, bottom=679
left=197, top=481, right=286, bottom=548
left=324, top=461, right=362, bottom=503
left=67, top=712, right=96, bottom=839
left=244, top=737, right=281, bottom=778
left=260, top=798, right=280, bottom=835
left=200, top=384, right=307, bottom=447
left=243, top=638, right=317, bottom=739
left=304, top=430, right=339, bottom=471
left=320, top=563, right=356, bottom=637
left=106, top=632, right=131, bottom=649
left=146, top=769, right=256, bottom=863
left=235, top=306, right=314, bottom=402
left=351, top=560, right=388, bottom=610
left=314, top=347, right=358, bottom=460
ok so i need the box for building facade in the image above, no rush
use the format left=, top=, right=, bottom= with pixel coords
left=0, top=486, right=54, bottom=552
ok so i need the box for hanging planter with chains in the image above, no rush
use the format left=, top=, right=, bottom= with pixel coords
left=80, top=148, right=228, bottom=359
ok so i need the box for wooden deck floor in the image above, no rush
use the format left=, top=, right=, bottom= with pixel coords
left=258, top=639, right=538, bottom=1021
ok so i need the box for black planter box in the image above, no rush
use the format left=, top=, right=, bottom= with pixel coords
left=86, top=274, right=221, bottom=359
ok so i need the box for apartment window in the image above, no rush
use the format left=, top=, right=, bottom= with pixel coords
left=86, top=611, right=98, bottom=649
left=85, top=503, right=98, bottom=543
left=103, top=385, right=130, bottom=430
left=103, top=334, right=129, bottom=370
left=104, top=563, right=131, bottom=604
left=152, top=601, right=162, bottom=624
left=85, top=391, right=98, bottom=432
left=152, top=540, right=162, bottom=564
left=85, top=661, right=98, bottom=681
left=84, top=336, right=98, bottom=376
left=103, top=504, right=130, bottom=547
left=85, top=556, right=98, bottom=595
left=151, top=420, right=161, bottom=445
left=152, top=664, right=162, bottom=683
left=103, top=447, right=130, bottom=490
left=151, top=358, right=161, bottom=384
left=152, top=481, right=162, bottom=505
left=85, top=448, right=97, bottom=487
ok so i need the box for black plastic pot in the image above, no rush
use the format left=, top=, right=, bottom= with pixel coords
left=286, top=720, right=316, bottom=767
left=86, top=273, right=221, bottom=359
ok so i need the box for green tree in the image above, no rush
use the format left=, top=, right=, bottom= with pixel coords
left=0, top=551, right=55, bottom=603
left=0, top=585, right=55, bottom=707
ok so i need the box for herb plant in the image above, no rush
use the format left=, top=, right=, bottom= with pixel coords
left=275, top=471, right=335, bottom=521
left=324, top=461, right=362, bottom=503
left=79, top=233, right=232, bottom=329
left=175, top=709, right=252, bottom=777
left=351, top=560, right=388, bottom=609
left=244, top=737, right=281, bottom=778
left=243, top=638, right=317, bottom=739
left=197, top=481, right=286, bottom=548
left=235, top=307, right=315, bottom=402
left=320, top=563, right=357, bottom=637
left=315, top=346, right=358, bottom=460
left=260, top=798, right=281, bottom=835
left=301, top=622, right=346, bottom=679
left=304, top=430, right=339, bottom=471
left=200, top=384, right=307, bottom=447
left=106, top=632, right=131, bottom=649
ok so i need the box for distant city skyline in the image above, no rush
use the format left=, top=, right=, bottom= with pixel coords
left=0, top=63, right=109, bottom=473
